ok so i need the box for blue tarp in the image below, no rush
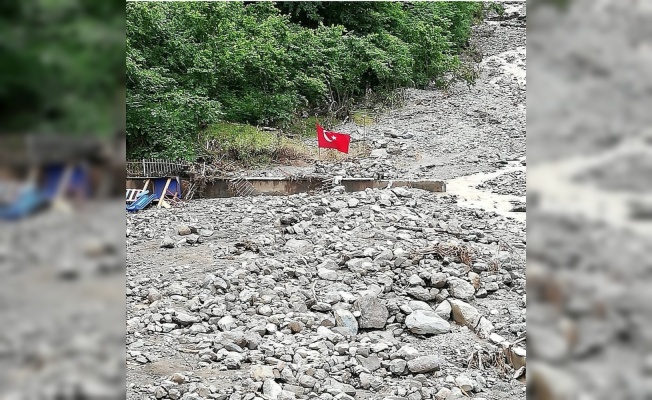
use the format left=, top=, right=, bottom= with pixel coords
left=152, top=177, right=182, bottom=199
left=126, top=190, right=159, bottom=213
left=0, top=184, right=46, bottom=220
left=42, top=165, right=90, bottom=200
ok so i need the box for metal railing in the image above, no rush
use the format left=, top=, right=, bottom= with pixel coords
left=126, top=159, right=189, bottom=178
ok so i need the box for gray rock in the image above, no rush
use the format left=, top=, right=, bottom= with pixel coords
left=177, top=225, right=192, bottom=236
left=449, top=299, right=480, bottom=328
left=455, top=374, right=475, bottom=392
left=407, top=355, right=440, bottom=373
left=353, top=296, right=389, bottom=329
left=330, top=201, right=348, bottom=212
left=299, top=374, right=317, bottom=388
left=405, top=310, right=450, bottom=335
left=430, top=272, right=448, bottom=288
left=434, top=300, right=452, bottom=320
left=392, top=345, right=420, bottom=361
left=263, top=379, right=283, bottom=399
left=147, top=288, right=162, bottom=303
left=391, top=187, right=412, bottom=198
left=408, top=274, right=426, bottom=286
left=370, top=149, right=388, bottom=158
left=476, top=317, right=495, bottom=338
left=356, top=354, right=381, bottom=371
left=389, top=359, right=408, bottom=375
left=447, top=278, right=475, bottom=301
left=160, top=236, right=175, bottom=248
left=285, top=239, right=313, bottom=254
left=407, top=300, right=432, bottom=312
left=173, top=312, right=200, bottom=326
left=374, top=249, right=394, bottom=263
left=406, top=287, right=434, bottom=301
left=218, top=315, right=237, bottom=331
left=251, top=365, right=276, bottom=381
left=318, top=268, right=338, bottom=281
left=334, top=309, right=359, bottom=335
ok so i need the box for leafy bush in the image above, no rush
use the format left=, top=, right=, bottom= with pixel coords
left=127, top=1, right=483, bottom=160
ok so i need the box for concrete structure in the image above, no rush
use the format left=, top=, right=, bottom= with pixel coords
left=126, top=176, right=446, bottom=198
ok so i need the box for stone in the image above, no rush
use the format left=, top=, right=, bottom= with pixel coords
left=489, top=333, right=506, bottom=344
left=348, top=198, right=360, bottom=208
left=299, top=374, right=317, bottom=388
left=167, top=282, right=189, bottom=297
left=430, top=273, right=448, bottom=288
left=434, top=300, right=452, bottom=320
left=170, top=373, right=186, bottom=384
left=408, top=300, right=432, bottom=312
left=476, top=317, right=494, bottom=338
left=406, top=287, right=434, bottom=301
left=449, top=299, right=480, bottom=329
left=374, top=249, right=394, bottom=263
left=258, top=305, right=273, bottom=316
left=356, top=354, right=381, bottom=371
left=389, top=359, right=407, bottom=375
left=447, top=278, right=475, bottom=301
left=279, top=391, right=296, bottom=400
left=147, top=288, right=162, bottom=303
left=330, top=201, right=348, bottom=212
left=408, top=274, right=425, bottom=286
left=455, top=374, right=475, bottom=392
left=392, top=345, right=419, bottom=361
left=177, top=225, right=192, bottom=236
left=353, top=296, right=389, bottom=329
left=407, top=356, right=440, bottom=373
left=506, top=346, right=526, bottom=370
left=391, top=187, right=412, bottom=198
left=218, top=315, right=237, bottom=331
left=173, top=312, right=200, bottom=326
left=334, top=309, right=359, bottom=335
left=154, top=387, right=167, bottom=399
left=251, top=365, right=276, bottom=381
left=161, top=237, right=175, bottom=248
left=405, top=310, right=450, bottom=335
left=288, top=321, right=304, bottom=333
left=262, top=379, right=283, bottom=399
left=318, top=268, right=338, bottom=281
left=324, top=379, right=356, bottom=396
left=435, top=388, right=451, bottom=400
left=285, top=239, right=313, bottom=254
left=318, top=259, right=339, bottom=270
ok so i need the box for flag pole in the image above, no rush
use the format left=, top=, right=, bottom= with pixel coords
left=316, top=117, right=320, bottom=161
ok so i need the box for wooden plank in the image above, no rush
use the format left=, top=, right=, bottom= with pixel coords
left=157, top=177, right=171, bottom=208
left=52, top=164, right=74, bottom=212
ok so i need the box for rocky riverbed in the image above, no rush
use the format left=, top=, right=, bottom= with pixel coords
left=127, top=186, right=526, bottom=400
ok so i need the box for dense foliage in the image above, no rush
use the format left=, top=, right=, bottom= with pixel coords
left=0, top=0, right=124, bottom=136
left=127, top=2, right=483, bottom=160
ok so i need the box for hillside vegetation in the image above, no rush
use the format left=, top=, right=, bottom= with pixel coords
left=127, top=1, right=485, bottom=160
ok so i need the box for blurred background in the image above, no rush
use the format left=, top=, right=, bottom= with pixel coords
left=529, top=0, right=652, bottom=398
left=2, top=0, right=652, bottom=398
left=0, top=0, right=125, bottom=398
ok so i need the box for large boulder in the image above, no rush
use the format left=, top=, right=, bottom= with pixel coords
left=405, top=310, right=450, bottom=335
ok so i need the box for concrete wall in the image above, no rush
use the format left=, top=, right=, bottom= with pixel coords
left=126, top=177, right=445, bottom=198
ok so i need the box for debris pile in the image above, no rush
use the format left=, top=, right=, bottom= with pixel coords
left=127, top=187, right=526, bottom=399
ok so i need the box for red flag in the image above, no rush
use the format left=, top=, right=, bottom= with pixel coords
left=316, top=122, right=350, bottom=154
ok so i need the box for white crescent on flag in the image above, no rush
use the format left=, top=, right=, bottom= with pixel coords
left=323, top=130, right=336, bottom=142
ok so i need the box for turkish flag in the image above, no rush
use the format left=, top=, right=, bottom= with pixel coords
left=316, top=122, right=351, bottom=154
